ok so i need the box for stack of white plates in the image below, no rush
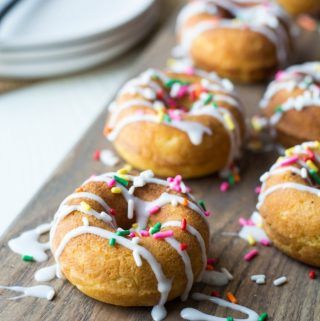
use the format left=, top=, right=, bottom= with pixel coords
left=0, top=0, right=159, bottom=79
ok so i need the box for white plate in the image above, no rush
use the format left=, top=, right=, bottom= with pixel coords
left=0, top=4, right=159, bottom=61
left=0, top=10, right=159, bottom=79
left=0, top=0, right=157, bottom=49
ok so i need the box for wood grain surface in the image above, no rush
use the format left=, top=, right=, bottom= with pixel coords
left=0, top=1, right=319, bottom=320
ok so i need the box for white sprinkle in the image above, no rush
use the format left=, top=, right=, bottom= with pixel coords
left=251, top=274, right=266, bottom=281
left=273, top=276, right=287, bottom=286
left=128, top=186, right=135, bottom=195
left=128, top=199, right=134, bottom=220
left=221, top=267, right=233, bottom=280
left=256, top=277, right=266, bottom=285
left=82, top=217, right=89, bottom=226
left=99, top=149, right=119, bottom=167
left=171, top=199, right=178, bottom=206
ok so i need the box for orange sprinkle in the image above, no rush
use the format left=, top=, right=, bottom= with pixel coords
left=233, top=173, right=241, bottom=183
left=182, top=198, right=189, bottom=206
left=206, top=264, right=214, bottom=271
left=103, top=126, right=113, bottom=135
left=297, top=15, right=317, bottom=31
left=226, top=292, right=238, bottom=304
left=193, top=83, right=203, bottom=99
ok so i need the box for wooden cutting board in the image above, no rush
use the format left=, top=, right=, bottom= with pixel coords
left=0, top=1, right=319, bottom=320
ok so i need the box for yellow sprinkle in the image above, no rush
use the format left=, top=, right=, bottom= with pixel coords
left=111, top=187, right=122, bottom=194
left=117, top=168, right=128, bottom=175
left=306, top=160, right=318, bottom=172
left=80, top=201, right=91, bottom=211
left=132, top=223, right=138, bottom=229
left=277, top=156, right=284, bottom=163
left=157, top=110, right=165, bottom=123
left=247, top=234, right=256, bottom=246
left=285, top=147, right=295, bottom=156
left=257, top=222, right=263, bottom=228
left=124, top=164, right=132, bottom=171
left=166, top=58, right=175, bottom=67
left=251, top=117, right=263, bottom=132
left=314, top=141, right=320, bottom=149
left=224, top=114, right=235, bottom=131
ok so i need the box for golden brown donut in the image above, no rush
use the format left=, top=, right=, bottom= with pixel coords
left=50, top=169, right=211, bottom=320
left=277, top=0, right=320, bottom=15
left=175, top=0, right=293, bottom=83
left=260, top=62, right=320, bottom=148
left=104, top=67, right=245, bottom=178
left=257, top=141, right=320, bottom=267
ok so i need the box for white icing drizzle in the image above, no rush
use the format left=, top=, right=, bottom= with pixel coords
left=34, top=264, right=57, bottom=282
left=107, top=113, right=212, bottom=146
left=200, top=270, right=229, bottom=286
left=0, top=285, right=55, bottom=301
left=180, top=293, right=259, bottom=321
left=238, top=212, right=269, bottom=242
left=165, top=237, right=193, bottom=301
left=8, top=223, right=51, bottom=262
left=162, top=220, right=207, bottom=281
left=106, top=68, right=243, bottom=168
left=54, top=225, right=172, bottom=321
left=257, top=182, right=320, bottom=209
left=260, top=62, right=320, bottom=125
left=177, top=0, right=291, bottom=65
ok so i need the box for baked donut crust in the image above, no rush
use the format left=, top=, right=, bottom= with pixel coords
left=257, top=141, right=320, bottom=267
left=260, top=62, right=320, bottom=148
left=104, top=67, right=245, bottom=178
left=277, top=0, right=320, bottom=15
left=50, top=170, right=210, bottom=319
left=176, top=0, right=293, bottom=83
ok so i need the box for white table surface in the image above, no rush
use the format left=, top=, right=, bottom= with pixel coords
left=0, top=49, right=142, bottom=236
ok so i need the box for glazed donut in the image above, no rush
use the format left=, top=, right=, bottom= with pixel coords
left=257, top=141, right=320, bottom=267
left=50, top=169, right=210, bottom=320
left=260, top=62, right=320, bottom=148
left=175, top=0, right=293, bottom=83
left=276, top=0, right=320, bottom=15
left=104, top=66, right=245, bottom=178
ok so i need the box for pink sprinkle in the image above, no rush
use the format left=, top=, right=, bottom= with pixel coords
left=107, top=179, right=116, bottom=188
left=275, top=70, right=285, bottom=81
left=204, top=210, right=211, bottom=217
left=167, top=98, right=177, bottom=108
left=168, top=109, right=182, bottom=121
left=140, top=230, right=149, bottom=237
left=135, top=109, right=145, bottom=115
left=244, top=249, right=259, bottom=261
left=280, top=155, right=299, bottom=166
left=153, top=230, right=173, bottom=239
left=255, top=186, right=262, bottom=194
left=260, top=239, right=271, bottom=246
left=177, top=85, right=189, bottom=99
left=129, top=232, right=136, bottom=238
left=220, top=182, right=229, bottom=192
left=207, top=258, right=218, bottom=265
left=185, top=66, right=195, bottom=75
left=149, top=206, right=161, bottom=215
left=239, top=218, right=248, bottom=226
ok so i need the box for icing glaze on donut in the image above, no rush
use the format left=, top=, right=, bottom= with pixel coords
left=257, top=141, right=320, bottom=209
left=106, top=68, right=244, bottom=170
left=260, top=62, right=320, bottom=125
left=0, top=285, right=55, bottom=301
left=176, top=0, right=292, bottom=65
left=180, top=292, right=259, bottom=321
left=48, top=170, right=210, bottom=321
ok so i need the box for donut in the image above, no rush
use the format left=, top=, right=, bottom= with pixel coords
left=257, top=141, right=320, bottom=267
left=175, top=0, right=293, bottom=83
left=104, top=66, right=245, bottom=178
left=260, top=62, right=320, bottom=148
left=276, top=0, right=320, bottom=15
left=50, top=169, right=211, bottom=320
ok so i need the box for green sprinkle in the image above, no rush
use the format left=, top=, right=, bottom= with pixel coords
left=227, top=317, right=234, bottom=321
left=22, top=255, right=34, bottom=262
left=204, top=93, right=213, bottom=105
left=114, top=175, right=129, bottom=187
left=228, top=174, right=235, bottom=186
left=116, top=230, right=130, bottom=237
left=198, top=200, right=206, bottom=211
left=163, top=114, right=172, bottom=123
left=275, top=105, right=283, bottom=113
left=309, top=169, right=320, bottom=184
left=150, top=222, right=161, bottom=234
left=109, top=238, right=116, bottom=246
left=258, top=312, right=268, bottom=321
left=212, top=101, right=218, bottom=108
left=165, top=79, right=189, bottom=88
